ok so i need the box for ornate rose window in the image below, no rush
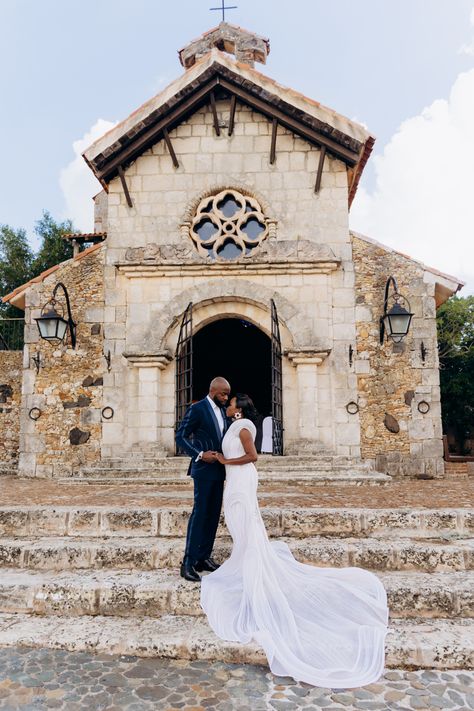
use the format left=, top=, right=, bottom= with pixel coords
left=188, top=189, right=273, bottom=260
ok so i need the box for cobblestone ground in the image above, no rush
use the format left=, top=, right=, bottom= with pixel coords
left=0, top=648, right=472, bottom=711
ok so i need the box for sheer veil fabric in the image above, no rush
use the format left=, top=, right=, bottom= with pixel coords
left=200, top=419, right=389, bottom=688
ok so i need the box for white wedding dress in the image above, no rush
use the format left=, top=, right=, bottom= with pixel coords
left=200, top=419, right=389, bottom=688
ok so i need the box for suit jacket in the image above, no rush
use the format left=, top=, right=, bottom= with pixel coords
left=175, top=398, right=227, bottom=481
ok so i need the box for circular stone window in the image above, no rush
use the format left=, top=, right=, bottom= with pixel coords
left=189, top=189, right=270, bottom=260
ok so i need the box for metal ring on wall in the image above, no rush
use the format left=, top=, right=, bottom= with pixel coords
left=101, top=406, right=114, bottom=420
left=417, top=400, right=430, bottom=414
left=346, top=401, right=359, bottom=415
left=28, top=407, right=41, bottom=421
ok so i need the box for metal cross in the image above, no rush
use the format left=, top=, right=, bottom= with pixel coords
left=209, top=0, right=237, bottom=22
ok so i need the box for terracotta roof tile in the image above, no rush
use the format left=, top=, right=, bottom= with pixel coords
left=1, top=243, right=103, bottom=305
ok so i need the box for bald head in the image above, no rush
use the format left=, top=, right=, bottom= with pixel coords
left=209, top=377, right=231, bottom=406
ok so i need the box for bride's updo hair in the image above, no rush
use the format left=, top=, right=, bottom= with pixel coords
left=234, top=393, right=259, bottom=424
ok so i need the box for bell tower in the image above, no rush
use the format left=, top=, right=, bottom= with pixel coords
left=178, top=22, right=270, bottom=69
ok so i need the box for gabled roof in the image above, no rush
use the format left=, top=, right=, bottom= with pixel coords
left=1, top=243, right=103, bottom=311
left=83, top=49, right=374, bottom=205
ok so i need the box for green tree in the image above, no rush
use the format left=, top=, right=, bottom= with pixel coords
left=0, top=225, right=34, bottom=317
left=437, top=295, right=474, bottom=453
left=30, top=211, right=73, bottom=276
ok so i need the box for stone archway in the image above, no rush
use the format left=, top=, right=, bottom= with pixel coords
left=152, top=279, right=313, bottom=355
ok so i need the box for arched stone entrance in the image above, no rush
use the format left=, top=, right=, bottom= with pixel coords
left=174, top=302, right=283, bottom=454
left=192, top=318, right=272, bottom=416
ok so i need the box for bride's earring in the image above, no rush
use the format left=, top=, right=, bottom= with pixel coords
left=234, top=410, right=242, bottom=420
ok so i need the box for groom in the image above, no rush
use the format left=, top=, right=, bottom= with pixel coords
left=175, top=376, right=231, bottom=582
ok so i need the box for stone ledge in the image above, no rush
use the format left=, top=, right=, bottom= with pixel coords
left=0, top=568, right=471, bottom=618
left=0, top=506, right=472, bottom=539
left=0, top=613, right=471, bottom=669
left=0, top=535, right=471, bottom=573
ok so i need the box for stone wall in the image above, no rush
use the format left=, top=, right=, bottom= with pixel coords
left=19, top=246, right=105, bottom=477
left=352, top=233, right=444, bottom=478
left=99, top=100, right=360, bottom=458
left=0, top=350, right=23, bottom=464
left=105, top=100, right=350, bottom=261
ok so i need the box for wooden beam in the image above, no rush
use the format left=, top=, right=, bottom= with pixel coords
left=314, top=146, right=326, bottom=193
left=218, top=77, right=359, bottom=165
left=118, top=165, right=133, bottom=207
left=98, top=73, right=361, bottom=184
left=228, top=94, right=237, bottom=136
left=270, top=117, right=278, bottom=164
left=210, top=91, right=221, bottom=136
left=98, top=77, right=219, bottom=180
left=163, top=128, right=179, bottom=168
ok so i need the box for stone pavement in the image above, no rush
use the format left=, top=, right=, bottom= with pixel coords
left=1, top=476, right=473, bottom=509
left=0, top=648, right=473, bottom=711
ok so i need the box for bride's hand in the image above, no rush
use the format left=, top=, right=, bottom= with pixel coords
left=216, top=453, right=226, bottom=464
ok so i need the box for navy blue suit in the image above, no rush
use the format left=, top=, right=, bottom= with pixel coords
left=175, top=398, right=227, bottom=566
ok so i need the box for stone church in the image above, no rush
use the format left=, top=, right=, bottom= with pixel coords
left=1, top=23, right=463, bottom=480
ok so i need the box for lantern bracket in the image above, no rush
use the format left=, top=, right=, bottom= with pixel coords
left=379, top=276, right=413, bottom=345
left=37, top=282, right=77, bottom=348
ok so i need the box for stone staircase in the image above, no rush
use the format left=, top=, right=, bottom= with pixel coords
left=0, top=498, right=472, bottom=669
left=65, top=453, right=391, bottom=486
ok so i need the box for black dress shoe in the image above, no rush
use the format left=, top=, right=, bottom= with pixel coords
left=180, top=562, right=201, bottom=582
left=195, top=558, right=220, bottom=572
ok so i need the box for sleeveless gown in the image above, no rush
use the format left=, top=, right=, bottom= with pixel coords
left=200, top=419, right=389, bottom=688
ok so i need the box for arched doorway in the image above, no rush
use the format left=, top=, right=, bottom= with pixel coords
left=175, top=303, right=283, bottom=454
left=193, top=318, right=271, bottom=416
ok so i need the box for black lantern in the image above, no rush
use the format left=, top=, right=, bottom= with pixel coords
left=35, top=282, right=77, bottom=348
left=380, top=276, right=413, bottom=344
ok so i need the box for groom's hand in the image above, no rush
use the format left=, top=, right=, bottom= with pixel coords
left=201, top=451, right=218, bottom=463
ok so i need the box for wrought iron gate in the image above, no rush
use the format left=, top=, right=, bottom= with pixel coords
left=175, top=302, right=193, bottom=453
left=271, top=299, right=283, bottom=455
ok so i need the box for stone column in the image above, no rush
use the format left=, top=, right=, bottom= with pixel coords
left=124, top=352, right=172, bottom=450
left=286, top=348, right=330, bottom=454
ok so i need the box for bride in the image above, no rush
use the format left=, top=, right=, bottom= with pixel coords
left=200, top=393, right=389, bottom=688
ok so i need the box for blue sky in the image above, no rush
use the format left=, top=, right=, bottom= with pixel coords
left=1, top=0, right=473, bottom=291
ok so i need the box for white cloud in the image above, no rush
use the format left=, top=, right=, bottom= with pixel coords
left=459, top=7, right=474, bottom=55
left=350, top=68, right=474, bottom=295
left=59, top=119, right=117, bottom=232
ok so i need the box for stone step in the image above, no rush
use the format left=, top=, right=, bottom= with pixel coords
left=1, top=506, right=471, bottom=539
left=0, top=568, right=471, bottom=619
left=66, top=472, right=391, bottom=486
left=1, top=535, right=472, bottom=573
left=84, top=455, right=374, bottom=470
left=0, top=613, right=471, bottom=670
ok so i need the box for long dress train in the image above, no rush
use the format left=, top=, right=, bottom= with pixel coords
left=200, top=419, right=389, bottom=688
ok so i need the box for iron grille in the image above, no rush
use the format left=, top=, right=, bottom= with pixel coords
left=271, top=299, right=283, bottom=455
left=175, top=302, right=193, bottom=453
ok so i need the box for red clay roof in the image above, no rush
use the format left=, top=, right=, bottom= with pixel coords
left=1, top=243, right=103, bottom=306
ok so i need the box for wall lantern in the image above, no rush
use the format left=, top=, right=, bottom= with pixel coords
left=379, top=276, right=414, bottom=344
left=35, top=282, right=77, bottom=348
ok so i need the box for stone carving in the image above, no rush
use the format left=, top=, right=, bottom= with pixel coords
left=188, top=189, right=270, bottom=260
left=124, top=239, right=337, bottom=266
left=384, top=413, right=400, bottom=434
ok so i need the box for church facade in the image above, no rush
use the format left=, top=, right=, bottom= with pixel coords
left=1, top=24, right=463, bottom=479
